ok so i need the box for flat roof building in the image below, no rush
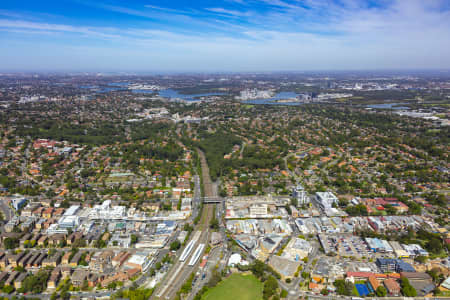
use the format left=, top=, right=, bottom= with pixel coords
left=58, top=215, right=80, bottom=229
left=282, top=237, right=312, bottom=261
left=63, top=205, right=80, bottom=216
left=125, top=253, right=152, bottom=272
left=315, top=192, right=338, bottom=212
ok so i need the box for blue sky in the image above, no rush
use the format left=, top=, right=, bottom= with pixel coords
left=1, top=0, right=450, bottom=72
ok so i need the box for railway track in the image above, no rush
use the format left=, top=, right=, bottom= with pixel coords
left=153, top=149, right=215, bottom=299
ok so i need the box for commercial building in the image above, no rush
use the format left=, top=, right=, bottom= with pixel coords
left=253, top=234, right=284, bottom=260
left=63, top=205, right=80, bottom=216
left=389, top=241, right=409, bottom=258
left=10, top=195, right=27, bottom=211
left=292, top=184, right=309, bottom=205
left=125, top=252, right=153, bottom=272
left=316, top=192, right=338, bottom=215
left=155, top=221, right=177, bottom=235
left=249, top=203, right=268, bottom=217
left=57, top=215, right=80, bottom=229
left=402, top=244, right=429, bottom=257
left=46, top=224, right=68, bottom=235
left=89, top=200, right=126, bottom=219
left=135, top=235, right=168, bottom=249
left=282, top=237, right=312, bottom=261
left=376, top=258, right=416, bottom=273
left=366, top=238, right=393, bottom=253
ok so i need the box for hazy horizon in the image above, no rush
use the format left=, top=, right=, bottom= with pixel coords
left=2, top=69, right=450, bottom=75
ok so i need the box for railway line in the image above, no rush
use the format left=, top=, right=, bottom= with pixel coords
left=179, top=231, right=201, bottom=262
left=154, top=149, right=215, bottom=299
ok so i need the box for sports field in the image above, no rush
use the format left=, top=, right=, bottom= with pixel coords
left=201, top=273, right=263, bottom=300
left=355, top=284, right=370, bottom=296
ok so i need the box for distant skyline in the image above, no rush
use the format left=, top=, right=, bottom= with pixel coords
left=1, top=0, right=450, bottom=72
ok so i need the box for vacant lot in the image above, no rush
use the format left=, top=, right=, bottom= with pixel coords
left=202, top=273, right=263, bottom=300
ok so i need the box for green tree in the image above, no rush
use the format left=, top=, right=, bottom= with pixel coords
left=334, top=279, right=354, bottom=296
left=263, top=276, right=278, bottom=299
left=170, top=241, right=181, bottom=251
left=3, top=285, right=14, bottom=293
left=321, top=288, right=329, bottom=295
left=426, top=238, right=443, bottom=254
left=3, top=238, right=19, bottom=249
left=207, top=270, right=222, bottom=288
left=131, top=234, right=138, bottom=245
left=345, top=204, right=368, bottom=216
left=401, top=278, right=417, bottom=297
left=251, top=260, right=265, bottom=279
left=376, top=286, right=387, bottom=297
left=209, top=218, right=219, bottom=230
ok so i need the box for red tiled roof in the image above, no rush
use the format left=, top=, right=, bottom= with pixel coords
left=368, top=275, right=380, bottom=290
left=384, top=278, right=400, bottom=293
left=346, top=272, right=387, bottom=279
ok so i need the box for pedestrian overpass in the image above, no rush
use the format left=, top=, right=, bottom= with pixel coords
left=202, top=197, right=224, bottom=204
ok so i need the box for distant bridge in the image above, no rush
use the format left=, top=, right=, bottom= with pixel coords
left=202, top=197, right=224, bottom=204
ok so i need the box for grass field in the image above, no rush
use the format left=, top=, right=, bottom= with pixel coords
left=201, top=273, right=263, bottom=300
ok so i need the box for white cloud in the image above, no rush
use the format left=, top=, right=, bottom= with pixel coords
left=143, top=5, right=193, bottom=15
left=0, top=19, right=121, bottom=39
left=1, top=0, right=450, bottom=70
left=205, top=7, right=251, bottom=17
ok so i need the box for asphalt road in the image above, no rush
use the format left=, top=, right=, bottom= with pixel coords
left=0, top=199, right=13, bottom=221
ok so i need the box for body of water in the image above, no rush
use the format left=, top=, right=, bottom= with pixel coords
left=367, top=103, right=409, bottom=110
left=132, top=88, right=225, bottom=101
left=79, top=85, right=127, bottom=93
left=100, top=87, right=127, bottom=92
left=108, top=82, right=130, bottom=87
